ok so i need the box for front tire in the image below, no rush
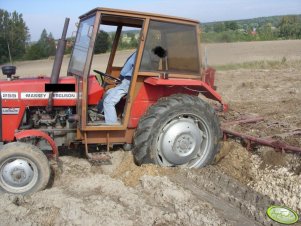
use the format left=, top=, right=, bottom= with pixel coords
left=133, top=94, right=221, bottom=168
left=0, top=142, right=50, bottom=195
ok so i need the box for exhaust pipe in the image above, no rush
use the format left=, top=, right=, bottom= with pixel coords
left=47, top=18, right=70, bottom=112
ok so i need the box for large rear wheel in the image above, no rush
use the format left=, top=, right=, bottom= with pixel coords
left=0, top=142, right=50, bottom=195
left=133, top=94, right=221, bottom=168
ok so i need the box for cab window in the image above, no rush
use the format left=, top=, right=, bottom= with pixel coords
left=140, top=20, right=200, bottom=74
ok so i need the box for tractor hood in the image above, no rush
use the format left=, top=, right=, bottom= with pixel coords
left=0, top=75, right=103, bottom=106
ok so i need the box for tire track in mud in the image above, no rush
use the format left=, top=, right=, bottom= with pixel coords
left=169, top=167, right=284, bottom=226
left=170, top=174, right=259, bottom=226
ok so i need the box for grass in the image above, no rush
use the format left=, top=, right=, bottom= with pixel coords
left=214, top=58, right=301, bottom=71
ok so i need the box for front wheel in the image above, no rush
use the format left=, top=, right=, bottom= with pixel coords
left=133, top=94, right=221, bottom=168
left=0, top=142, right=50, bottom=195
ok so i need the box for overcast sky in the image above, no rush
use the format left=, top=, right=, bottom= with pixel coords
left=1, top=0, right=301, bottom=41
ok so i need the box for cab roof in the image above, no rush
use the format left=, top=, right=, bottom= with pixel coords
left=80, top=7, right=200, bottom=25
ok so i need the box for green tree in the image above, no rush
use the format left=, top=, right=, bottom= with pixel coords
left=279, top=16, right=301, bottom=38
left=213, top=23, right=225, bottom=32
left=0, top=36, right=9, bottom=63
left=38, top=29, right=49, bottom=57
left=0, top=9, right=29, bottom=64
left=225, top=21, right=239, bottom=30
left=25, top=29, right=57, bottom=60
left=258, top=23, right=274, bottom=40
left=94, top=30, right=109, bottom=54
left=48, top=32, right=56, bottom=56
left=25, top=42, right=42, bottom=60
left=129, top=36, right=138, bottom=48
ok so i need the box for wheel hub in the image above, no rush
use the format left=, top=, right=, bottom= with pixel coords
left=175, top=134, right=195, bottom=155
left=158, top=117, right=203, bottom=165
left=2, top=159, right=34, bottom=187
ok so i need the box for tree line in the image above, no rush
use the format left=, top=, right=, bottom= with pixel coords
left=1, top=8, right=300, bottom=64
left=0, top=9, right=112, bottom=64
left=0, top=9, right=59, bottom=64
left=0, top=9, right=29, bottom=64
left=202, top=15, right=301, bottom=43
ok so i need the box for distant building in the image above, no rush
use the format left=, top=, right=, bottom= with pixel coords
left=251, top=27, right=257, bottom=36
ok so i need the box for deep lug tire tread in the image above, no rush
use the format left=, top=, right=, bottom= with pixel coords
left=133, top=94, right=222, bottom=168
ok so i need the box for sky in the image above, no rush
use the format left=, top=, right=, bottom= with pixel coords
left=1, top=0, right=301, bottom=41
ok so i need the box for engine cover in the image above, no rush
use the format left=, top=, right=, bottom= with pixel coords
left=0, top=75, right=103, bottom=141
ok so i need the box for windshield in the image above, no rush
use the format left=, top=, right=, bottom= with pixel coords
left=69, top=16, right=96, bottom=76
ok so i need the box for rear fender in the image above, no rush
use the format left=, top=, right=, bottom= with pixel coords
left=128, top=77, right=228, bottom=128
left=14, top=130, right=58, bottom=158
left=144, top=77, right=225, bottom=103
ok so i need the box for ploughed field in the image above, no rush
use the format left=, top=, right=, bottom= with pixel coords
left=0, top=40, right=301, bottom=225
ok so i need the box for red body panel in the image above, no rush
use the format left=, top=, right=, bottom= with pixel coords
left=144, top=77, right=223, bottom=102
left=0, top=75, right=103, bottom=141
left=0, top=76, right=102, bottom=106
left=128, top=79, right=194, bottom=128
left=128, top=77, right=227, bottom=128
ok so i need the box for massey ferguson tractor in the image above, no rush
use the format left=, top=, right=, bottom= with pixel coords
left=0, top=8, right=227, bottom=194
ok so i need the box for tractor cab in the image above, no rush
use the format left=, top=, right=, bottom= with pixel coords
left=67, top=8, right=206, bottom=131
left=68, top=10, right=144, bottom=126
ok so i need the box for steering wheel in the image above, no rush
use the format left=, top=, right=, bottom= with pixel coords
left=93, top=70, right=121, bottom=87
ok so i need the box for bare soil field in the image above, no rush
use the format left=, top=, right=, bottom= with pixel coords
left=203, top=39, right=301, bottom=65
left=6, top=39, right=301, bottom=77
left=0, top=40, right=301, bottom=225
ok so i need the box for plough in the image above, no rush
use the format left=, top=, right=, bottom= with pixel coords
left=221, top=116, right=301, bottom=153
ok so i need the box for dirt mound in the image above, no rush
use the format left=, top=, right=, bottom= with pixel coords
left=214, top=141, right=301, bottom=215
left=110, top=151, right=175, bottom=187
left=214, top=141, right=254, bottom=184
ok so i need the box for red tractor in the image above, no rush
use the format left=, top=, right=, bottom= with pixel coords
left=0, top=8, right=227, bottom=194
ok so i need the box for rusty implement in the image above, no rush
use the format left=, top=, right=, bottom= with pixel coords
left=221, top=117, right=301, bottom=153
left=222, top=116, right=264, bottom=126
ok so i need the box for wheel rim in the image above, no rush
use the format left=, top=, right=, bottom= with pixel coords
left=156, top=113, right=211, bottom=168
left=0, top=157, right=38, bottom=193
